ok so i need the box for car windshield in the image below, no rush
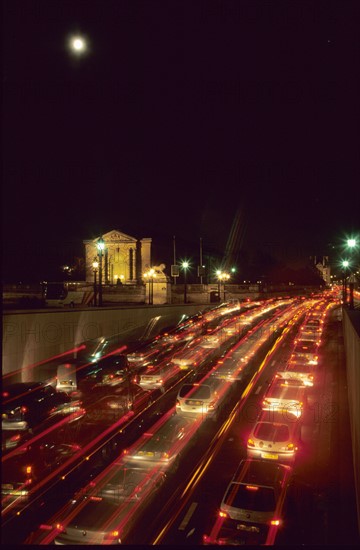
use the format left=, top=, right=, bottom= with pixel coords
left=224, top=482, right=276, bottom=512
left=179, top=385, right=211, bottom=399
left=254, top=422, right=290, bottom=442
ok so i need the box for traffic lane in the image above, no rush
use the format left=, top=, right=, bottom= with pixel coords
left=151, top=307, right=342, bottom=545
left=123, top=304, right=312, bottom=544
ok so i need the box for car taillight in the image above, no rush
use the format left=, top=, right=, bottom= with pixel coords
left=176, top=400, right=180, bottom=407
left=104, top=530, right=121, bottom=542
left=55, top=523, right=65, bottom=532
left=286, top=443, right=295, bottom=451
left=20, top=406, right=28, bottom=413
left=270, top=519, right=281, bottom=526
left=208, top=401, right=216, bottom=410
left=218, top=510, right=228, bottom=518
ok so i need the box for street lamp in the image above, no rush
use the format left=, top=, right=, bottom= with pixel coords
left=92, top=260, right=98, bottom=307
left=96, top=237, right=105, bottom=307
left=181, top=261, right=189, bottom=303
left=144, top=268, right=156, bottom=304
left=217, top=270, right=230, bottom=302
left=341, top=260, right=350, bottom=305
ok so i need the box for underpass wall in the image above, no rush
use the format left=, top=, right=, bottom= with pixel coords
left=2, top=304, right=205, bottom=381
left=342, top=308, right=360, bottom=534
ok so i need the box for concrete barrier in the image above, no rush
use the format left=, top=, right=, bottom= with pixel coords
left=2, top=304, right=207, bottom=381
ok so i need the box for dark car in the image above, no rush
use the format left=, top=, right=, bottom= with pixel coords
left=77, top=354, right=132, bottom=398
left=2, top=382, right=77, bottom=432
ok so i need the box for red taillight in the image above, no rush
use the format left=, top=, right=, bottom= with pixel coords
left=21, top=406, right=28, bottom=413
left=270, top=519, right=280, bottom=526
left=246, top=485, right=259, bottom=491
left=218, top=510, right=228, bottom=518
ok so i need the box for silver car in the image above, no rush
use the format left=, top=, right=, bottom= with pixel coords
left=204, top=459, right=293, bottom=545
left=175, top=381, right=221, bottom=421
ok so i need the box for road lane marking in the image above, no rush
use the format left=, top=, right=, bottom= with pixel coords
left=178, top=502, right=198, bottom=531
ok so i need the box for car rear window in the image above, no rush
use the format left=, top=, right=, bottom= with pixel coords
left=254, top=422, right=290, bottom=442
left=267, top=385, right=302, bottom=400
left=224, top=482, right=276, bottom=512
left=179, top=384, right=211, bottom=399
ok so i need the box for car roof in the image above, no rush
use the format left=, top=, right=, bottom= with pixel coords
left=256, top=409, right=299, bottom=425
left=2, top=381, right=46, bottom=400
left=233, top=459, right=291, bottom=486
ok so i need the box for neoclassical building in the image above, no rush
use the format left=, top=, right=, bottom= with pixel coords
left=84, top=230, right=152, bottom=285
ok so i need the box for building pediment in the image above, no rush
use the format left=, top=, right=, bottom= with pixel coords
left=101, top=230, right=137, bottom=244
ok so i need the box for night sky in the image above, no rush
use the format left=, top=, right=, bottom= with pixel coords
left=2, top=0, right=359, bottom=282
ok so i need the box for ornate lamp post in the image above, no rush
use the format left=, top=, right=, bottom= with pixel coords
left=96, top=237, right=105, bottom=307
left=144, top=268, right=156, bottom=304
left=92, top=260, right=98, bottom=307
left=217, top=270, right=230, bottom=302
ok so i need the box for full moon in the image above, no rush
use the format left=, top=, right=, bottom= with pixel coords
left=68, top=35, right=88, bottom=56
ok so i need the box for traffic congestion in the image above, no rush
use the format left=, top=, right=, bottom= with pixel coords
left=2, top=289, right=356, bottom=545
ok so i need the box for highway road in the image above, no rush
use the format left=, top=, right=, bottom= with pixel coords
left=2, top=294, right=359, bottom=545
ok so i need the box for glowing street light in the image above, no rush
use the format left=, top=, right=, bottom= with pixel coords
left=346, top=238, right=357, bottom=249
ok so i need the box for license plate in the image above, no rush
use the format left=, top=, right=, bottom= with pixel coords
left=237, top=524, right=260, bottom=533
left=261, top=452, right=278, bottom=459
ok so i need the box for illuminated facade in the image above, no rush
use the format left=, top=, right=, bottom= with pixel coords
left=84, top=230, right=152, bottom=285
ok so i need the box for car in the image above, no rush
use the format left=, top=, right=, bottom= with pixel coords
left=203, top=459, right=293, bottom=546
left=2, top=382, right=79, bottom=432
left=171, top=342, right=207, bottom=369
left=138, top=362, right=181, bottom=392
left=49, top=466, right=167, bottom=545
left=1, top=439, right=81, bottom=509
left=84, top=383, right=154, bottom=424
left=122, top=415, right=197, bottom=472
left=262, top=378, right=306, bottom=418
left=77, top=354, right=132, bottom=397
left=295, top=328, right=322, bottom=344
left=277, top=362, right=315, bottom=387
left=291, top=340, right=319, bottom=365
left=175, top=380, right=223, bottom=421
left=247, top=409, right=302, bottom=464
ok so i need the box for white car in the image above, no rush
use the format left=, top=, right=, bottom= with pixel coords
left=247, top=409, right=302, bottom=463
left=262, top=378, right=306, bottom=418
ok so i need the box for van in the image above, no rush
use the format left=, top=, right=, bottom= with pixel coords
left=56, top=362, right=78, bottom=396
